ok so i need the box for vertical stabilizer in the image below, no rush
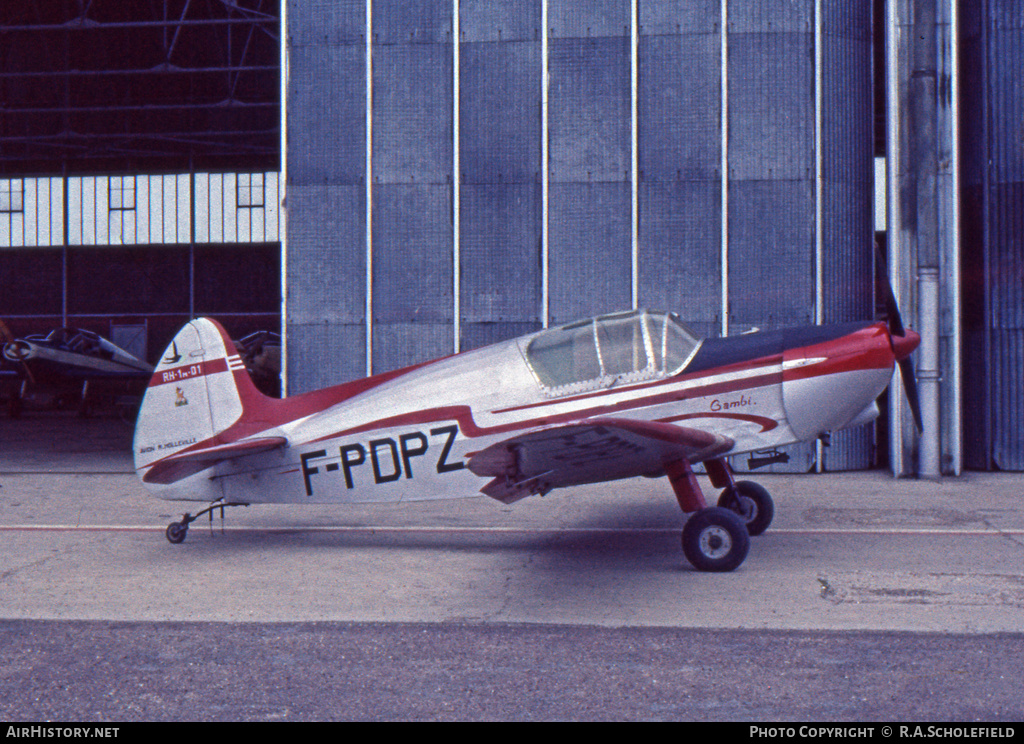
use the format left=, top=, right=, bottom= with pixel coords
left=133, top=318, right=264, bottom=480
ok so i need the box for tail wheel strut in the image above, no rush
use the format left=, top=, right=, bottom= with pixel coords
left=165, top=500, right=249, bottom=544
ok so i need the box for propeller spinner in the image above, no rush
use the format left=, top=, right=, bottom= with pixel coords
left=0, top=319, right=37, bottom=384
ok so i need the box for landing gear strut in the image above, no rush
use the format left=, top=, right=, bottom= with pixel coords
left=165, top=500, right=249, bottom=544
left=665, top=457, right=774, bottom=572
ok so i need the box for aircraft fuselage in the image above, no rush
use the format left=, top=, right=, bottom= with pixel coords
left=136, top=316, right=901, bottom=506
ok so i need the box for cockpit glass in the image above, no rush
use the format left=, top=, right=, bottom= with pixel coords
left=595, top=312, right=649, bottom=377
left=525, top=310, right=701, bottom=392
left=662, top=313, right=702, bottom=373
left=526, top=319, right=601, bottom=388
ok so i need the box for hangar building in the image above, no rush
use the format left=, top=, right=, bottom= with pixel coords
left=0, top=1, right=281, bottom=358
left=2, top=0, right=1022, bottom=477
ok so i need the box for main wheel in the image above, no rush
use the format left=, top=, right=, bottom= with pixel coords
left=166, top=520, right=188, bottom=544
left=718, top=480, right=774, bottom=536
left=681, top=507, right=750, bottom=572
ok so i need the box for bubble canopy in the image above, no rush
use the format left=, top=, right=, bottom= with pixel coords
left=524, top=310, right=703, bottom=393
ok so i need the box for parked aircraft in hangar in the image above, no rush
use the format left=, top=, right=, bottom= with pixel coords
left=1, top=323, right=152, bottom=418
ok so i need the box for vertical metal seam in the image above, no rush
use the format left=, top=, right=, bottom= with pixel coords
left=719, top=0, right=729, bottom=338
left=980, top=0, right=992, bottom=465
left=630, top=0, right=640, bottom=310
left=949, top=0, right=962, bottom=474
left=279, top=0, right=288, bottom=395
left=885, top=0, right=906, bottom=475
left=62, top=169, right=69, bottom=327
left=814, top=0, right=824, bottom=327
left=814, top=0, right=824, bottom=473
left=453, top=0, right=461, bottom=354
left=365, top=0, right=374, bottom=376
left=189, top=169, right=196, bottom=319
left=541, top=0, right=550, bottom=329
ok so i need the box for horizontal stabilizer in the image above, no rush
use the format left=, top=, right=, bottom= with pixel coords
left=468, top=417, right=733, bottom=504
left=142, top=436, right=287, bottom=485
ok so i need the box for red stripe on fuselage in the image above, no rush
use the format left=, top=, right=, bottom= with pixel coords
left=148, top=358, right=229, bottom=387
left=304, top=324, right=895, bottom=445
left=660, top=412, right=778, bottom=432
left=305, top=367, right=785, bottom=445
left=781, top=323, right=894, bottom=382
left=492, top=356, right=781, bottom=415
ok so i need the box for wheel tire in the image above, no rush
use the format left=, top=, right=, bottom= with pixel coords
left=681, top=507, right=750, bottom=572
left=166, top=521, right=188, bottom=544
left=718, top=480, right=774, bottom=536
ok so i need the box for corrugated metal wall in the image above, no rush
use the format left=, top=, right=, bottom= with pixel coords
left=548, top=5, right=632, bottom=326
left=458, top=1, right=543, bottom=353
left=884, top=0, right=962, bottom=477
left=371, top=1, right=454, bottom=373
left=285, top=0, right=876, bottom=470
left=820, top=2, right=876, bottom=471
left=637, top=1, right=721, bottom=340
left=962, top=0, right=1024, bottom=470
left=286, top=0, right=368, bottom=391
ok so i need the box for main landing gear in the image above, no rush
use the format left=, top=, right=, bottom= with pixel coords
left=665, top=458, right=775, bottom=572
left=165, top=499, right=249, bottom=544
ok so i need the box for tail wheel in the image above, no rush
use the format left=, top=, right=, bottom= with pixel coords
left=165, top=520, right=189, bottom=544
left=681, top=507, right=750, bottom=572
left=718, top=480, right=774, bottom=536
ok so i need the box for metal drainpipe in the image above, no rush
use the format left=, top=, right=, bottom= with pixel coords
left=918, top=268, right=941, bottom=476
left=912, top=0, right=941, bottom=478
left=885, top=0, right=906, bottom=476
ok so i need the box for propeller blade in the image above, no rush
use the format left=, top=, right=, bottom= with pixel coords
left=899, top=357, right=923, bottom=433
left=875, top=243, right=906, bottom=337
left=875, top=243, right=921, bottom=432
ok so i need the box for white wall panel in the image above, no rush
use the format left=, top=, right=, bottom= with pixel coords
left=0, top=172, right=280, bottom=247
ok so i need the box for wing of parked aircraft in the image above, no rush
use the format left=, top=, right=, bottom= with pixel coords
left=467, top=418, right=733, bottom=503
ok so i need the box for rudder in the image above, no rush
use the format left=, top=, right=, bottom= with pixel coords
left=133, top=318, right=263, bottom=480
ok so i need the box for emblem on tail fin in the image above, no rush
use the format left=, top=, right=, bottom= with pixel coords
left=163, top=342, right=182, bottom=365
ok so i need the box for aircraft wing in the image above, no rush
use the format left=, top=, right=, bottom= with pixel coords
left=467, top=417, right=733, bottom=504
left=142, top=436, right=287, bottom=485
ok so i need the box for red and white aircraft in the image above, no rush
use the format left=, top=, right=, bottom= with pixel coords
left=134, top=306, right=919, bottom=571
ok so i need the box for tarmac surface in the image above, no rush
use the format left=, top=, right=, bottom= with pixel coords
left=1, top=411, right=1023, bottom=721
